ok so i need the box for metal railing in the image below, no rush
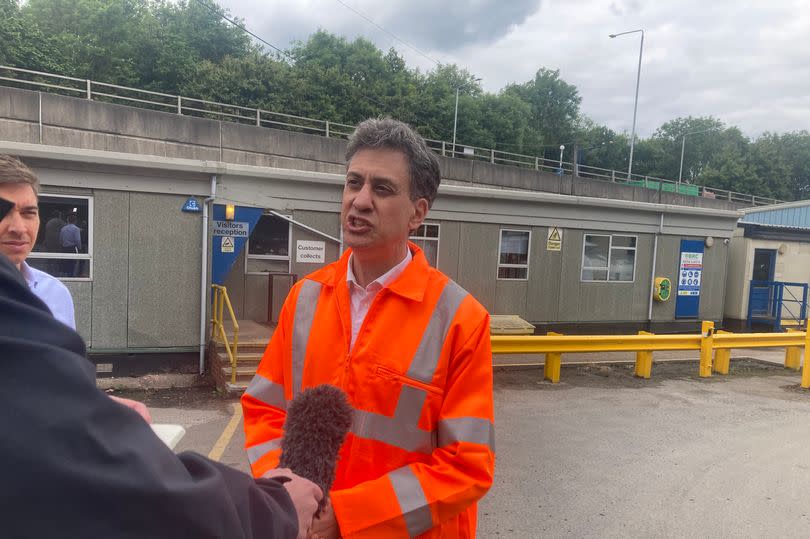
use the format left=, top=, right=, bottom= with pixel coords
left=491, top=321, right=810, bottom=388
left=0, top=64, right=780, bottom=206
left=747, top=280, right=808, bottom=331
left=211, top=284, right=239, bottom=384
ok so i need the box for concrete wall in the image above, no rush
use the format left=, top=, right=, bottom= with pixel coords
left=725, top=229, right=750, bottom=319
left=0, top=85, right=748, bottom=212
left=127, top=193, right=201, bottom=348
left=43, top=188, right=201, bottom=351
left=557, top=231, right=653, bottom=323
left=436, top=221, right=729, bottom=325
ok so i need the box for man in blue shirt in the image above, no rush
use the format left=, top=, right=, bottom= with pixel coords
left=60, top=212, right=83, bottom=277
left=0, top=154, right=75, bottom=327
left=60, top=212, right=82, bottom=252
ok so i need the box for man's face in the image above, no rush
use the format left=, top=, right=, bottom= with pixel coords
left=0, top=183, right=39, bottom=268
left=341, top=148, right=428, bottom=256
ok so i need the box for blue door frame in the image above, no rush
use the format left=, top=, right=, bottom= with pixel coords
left=749, top=249, right=777, bottom=315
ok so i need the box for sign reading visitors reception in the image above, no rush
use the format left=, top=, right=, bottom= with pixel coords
left=677, top=251, right=703, bottom=296
left=296, top=240, right=325, bottom=263
left=220, top=235, right=235, bottom=253
left=547, top=227, right=562, bottom=251
left=213, top=220, right=249, bottom=237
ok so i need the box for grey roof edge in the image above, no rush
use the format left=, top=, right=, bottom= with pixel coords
left=738, top=220, right=810, bottom=232
left=0, top=140, right=342, bottom=184
left=2, top=140, right=741, bottom=219
left=741, top=199, right=810, bottom=214
left=440, top=183, right=742, bottom=219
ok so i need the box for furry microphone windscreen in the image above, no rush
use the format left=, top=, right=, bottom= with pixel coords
left=278, top=384, right=353, bottom=510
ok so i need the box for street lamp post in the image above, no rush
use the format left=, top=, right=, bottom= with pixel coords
left=610, top=29, right=644, bottom=180
left=678, top=127, right=719, bottom=184
left=452, top=87, right=460, bottom=157
left=451, top=77, right=482, bottom=157
left=559, top=144, right=565, bottom=170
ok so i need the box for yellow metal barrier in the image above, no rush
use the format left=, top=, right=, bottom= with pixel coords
left=491, top=323, right=809, bottom=388
left=803, top=330, right=810, bottom=389
left=211, top=285, right=239, bottom=384
left=784, top=328, right=802, bottom=370
left=544, top=332, right=562, bottom=383
left=634, top=331, right=654, bottom=379
left=712, top=330, right=732, bottom=375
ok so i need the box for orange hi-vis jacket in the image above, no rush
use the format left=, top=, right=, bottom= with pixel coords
left=242, top=243, right=495, bottom=538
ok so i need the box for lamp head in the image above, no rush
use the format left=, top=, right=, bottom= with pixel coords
left=609, top=34, right=617, bottom=38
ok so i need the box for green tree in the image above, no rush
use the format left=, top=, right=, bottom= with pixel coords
left=0, top=0, right=60, bottom=72
left=776, top=131, right=810, bottom=199
left=503, top=68, right=582, bottom=150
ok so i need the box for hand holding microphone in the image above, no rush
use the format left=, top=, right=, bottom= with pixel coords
left=278, top=384, right=353, bottom=512
left=262, top=468, right=323, bottom=539
left=269, top=385, right=353, bottom=538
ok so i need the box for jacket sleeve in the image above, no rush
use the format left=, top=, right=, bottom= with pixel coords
left=1, top=254, right=299, bottom=539
left=330, top=308, right=495, bottom=538
left=242, top=286, right=296, bottom=477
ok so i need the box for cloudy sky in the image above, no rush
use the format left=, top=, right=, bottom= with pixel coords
left=216, top=0, right=810, bottom=139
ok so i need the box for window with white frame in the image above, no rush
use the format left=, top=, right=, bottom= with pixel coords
left=410, top=223, right=439, bottom=267
left=27, top=194, right=93, bottom=280
left=581, top=234, right=637, bottom=282
left=246, top=214, right=290, bottom=274
left=497, top=229, right=530, bottom=280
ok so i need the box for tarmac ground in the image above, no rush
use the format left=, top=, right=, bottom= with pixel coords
left=110, top=348, right=810, bottom=538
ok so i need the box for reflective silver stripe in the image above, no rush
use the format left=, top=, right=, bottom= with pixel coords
left=394, top=384, right=428, bottom=421
left=350, top=281, right=470, bottom=454
left=244, top=374, right=287, bottom=410
left=389, top=466, right=433, bottom=537
left=292, top=280, right=321, bottom=398
left=438, top=417, right=495, bottom=450
left=352, top=408, right=435, bottom=454
left=405, top=280, right=467, bottom=383
left=246, top=437, right=282, bottom=464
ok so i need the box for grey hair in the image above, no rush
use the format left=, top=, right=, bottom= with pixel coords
left=0, top=155, right=39, bottom=195
left=345, top=117, right=441, bottom=207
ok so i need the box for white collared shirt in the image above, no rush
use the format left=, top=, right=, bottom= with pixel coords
left=346, top=249, right=412, bottom=349
left=20, top=262, right=76, bottom=330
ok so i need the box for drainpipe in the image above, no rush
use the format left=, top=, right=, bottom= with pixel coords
left=647, top=213, right=664, bottom=329
left=199, top=175, right=217, bottom=374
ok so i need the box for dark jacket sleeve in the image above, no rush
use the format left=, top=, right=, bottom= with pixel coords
left=0, top=254, right=298, bottom=539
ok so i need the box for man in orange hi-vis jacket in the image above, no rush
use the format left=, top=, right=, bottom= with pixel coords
left=242, top=117, right=495, bottom=539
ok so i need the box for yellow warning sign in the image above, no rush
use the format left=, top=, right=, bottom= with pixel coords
left=221, top=235, right=235, bottom=253
left=547, top=227, right=562, bottom=251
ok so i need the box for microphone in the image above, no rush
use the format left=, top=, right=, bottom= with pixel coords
left=278, top=384, right=353, bottom=513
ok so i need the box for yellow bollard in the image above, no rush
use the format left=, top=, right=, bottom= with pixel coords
left=785, top=329, right=802, bottom=371
left=634, top=331, right=653, bottom=379
left=544, top=331, right=562, bottom=383
left=802, top=329, right=810, bottom=389
left=713, top=330, right=731, bottom=375
left=699, top=321, right=714, bottom=378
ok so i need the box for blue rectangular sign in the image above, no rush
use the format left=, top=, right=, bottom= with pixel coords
left=675, top=239, right=704, bottom=318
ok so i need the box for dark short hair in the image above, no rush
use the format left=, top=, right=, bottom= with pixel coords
left=0, top=155, right=39, bottom=195
left=346, top=118, right=441, bottom=207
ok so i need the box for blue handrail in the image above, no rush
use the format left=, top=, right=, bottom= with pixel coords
left=747, top=280, right=808, bottom=331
